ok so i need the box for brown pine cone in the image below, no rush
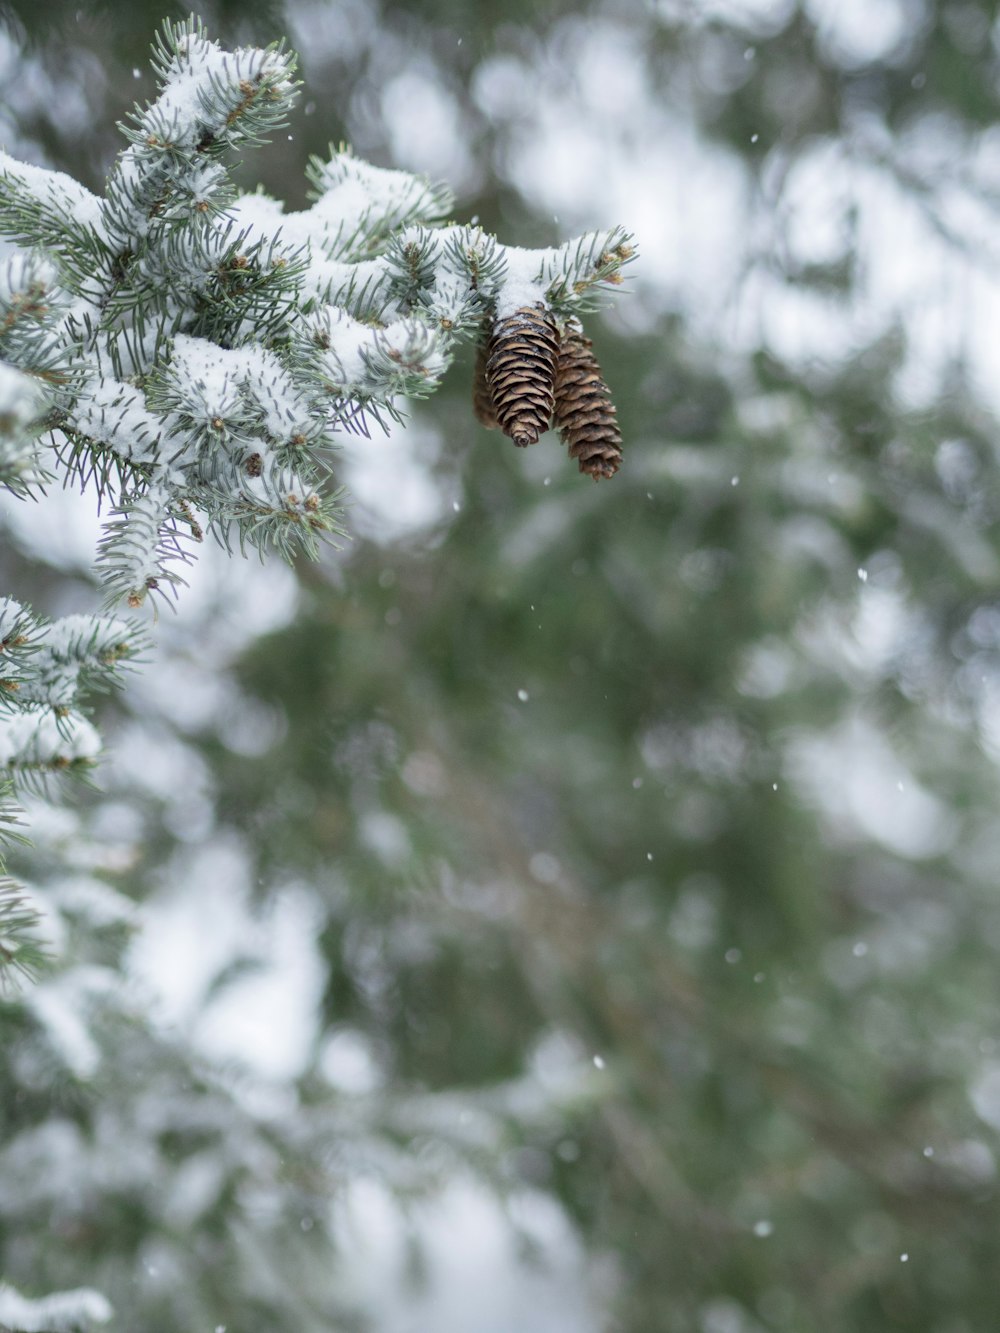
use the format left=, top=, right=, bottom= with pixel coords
left=472, top=337, right=499, bottom=430
left=553, top=326, right=622, bottom=480
left=486, top=305, right=559, bottom=448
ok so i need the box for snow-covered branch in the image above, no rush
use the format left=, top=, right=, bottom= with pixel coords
left=0, top=17, right=633, bottom=610
left=0, top=15, right=633, bottom=989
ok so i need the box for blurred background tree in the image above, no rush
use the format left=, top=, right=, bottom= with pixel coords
left=4, top=0, right=1000, bottom=1330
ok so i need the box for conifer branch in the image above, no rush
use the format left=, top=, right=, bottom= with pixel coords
left=538, top=225, right=637, bottom=313
left=1, top=598, right=143, bottom=718
left=0, top=784, right=45, bottom=990
left=0, top=707, right=101, bottom=782
left=0, top=20, right=632, bottom=622
left=0, top=876, right=46, bottom=990
left=0, top=364, right=48, bottom=494
left=96, top=486, right=193, bottom=609
left=0, top=157, right=107, bottom=282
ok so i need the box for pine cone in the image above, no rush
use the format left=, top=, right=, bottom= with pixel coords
left=486, top=305, right=559, bottom=448
left=553, top=326, right=622, bottom=480
left=472, top=337, right=499, bottom=430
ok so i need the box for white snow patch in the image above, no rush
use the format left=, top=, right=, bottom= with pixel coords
left=320, top=1028, right=381, bottom=1094
left=494, top=246, right=548, bottom=318
left=144, top=33, right=295, bottom=151
left=787, top=718, right=956, bottom=859
left=50, top=875, right=139, bottom=929
left=129, top=845, right=322, bottom=1081
left=0, top=1283, right=112, bottom=1332
left=70, top=379, right=162, bottom=463
left=0, top=151, right=104, bottom=232
left=0, top=359, right=45, bottom=428
left=335, top=1180, right=602, bottom=1333
left=0, top=709, right=100, bottom=767
left=337, top=412, right=451, bottom=540
left=309, top=151, right=449, bottom=235
left=37, top=613, right=130, bottom=661
left=805, top=0, right=915, bottom=68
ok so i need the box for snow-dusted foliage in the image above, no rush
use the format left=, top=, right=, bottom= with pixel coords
left=0, top=16, right=637, bottom=1333
left=0, top=598, right=141, bottom=988
left=0, top=598, right=140, bottom=792
left=0, top=786, right=592, bottom=1330
left=0, top=18, right=632, bottom=613
left=0, top=16, right=632, bottom=986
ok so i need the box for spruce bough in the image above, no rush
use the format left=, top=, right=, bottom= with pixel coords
left=0, top=17, right=633, bottom=980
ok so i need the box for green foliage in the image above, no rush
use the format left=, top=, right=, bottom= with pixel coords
left=0, top=877, right=44, bottom=985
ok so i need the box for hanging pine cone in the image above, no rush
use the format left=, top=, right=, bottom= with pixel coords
left=472, top=337, right=499, bottom=430
left=486, top=305, right=559, bottom=448
left=553, top=325, right=622, bottom=480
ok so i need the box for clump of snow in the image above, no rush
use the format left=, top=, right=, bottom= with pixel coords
left=230, top=190, right=285, bottom=231
left=0, top=708, right=101, bottom=767
left=309, top=307, right=379, bottom=388
left=309, top=152, right=452, bottom=244
left=70, top=379, right=162, bottom=464
left=302, top=255, right=396, bottom=313
left=50, top=875, right=139, bottom=929
left=102, top=154, right=151, bottom=241
left=0, top=360, right=45, bottom=431
left=493, top=245, right=548, bottom=318
left=0, top=596, right=27, bottom=642
left=252, top=373, right=315, bottom=443
left=0, top=1283, right=112, bottom=1332
left=226, top=193, right=315, bottom=276
left=169, top=336, right=257, bottom=421
left=0, top=248, right=59, bottom=305
left=179, top=159, right=228, bottom=208
left=379, top=319, right=450, bottom=381
left=144, top=32, right=296, bottom=152
left=308, top=177, right=375, bottom=247
left=131, top=219, right=231, bottom=297
left=241, top=463, right=316, bottom=512
left=168, top=335, right=314, bottom=442
left=425, top=269, right=474, bottom=325
left=37, top=614, right=130, bottom=662
left=0, top=151, right=105, bottom=235
left=25, top=614, right=134, bottom=708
